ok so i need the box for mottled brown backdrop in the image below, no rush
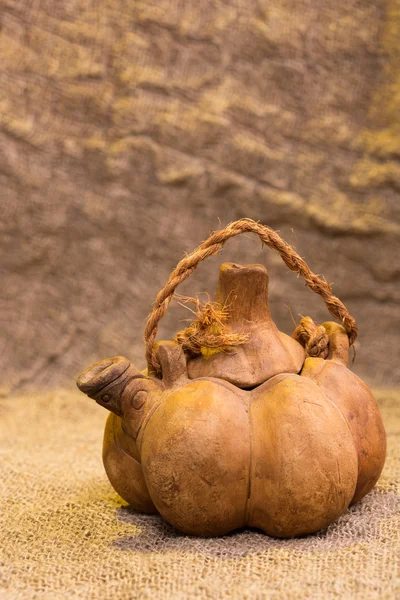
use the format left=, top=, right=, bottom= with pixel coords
left=1, top=0, right=399, bottom=391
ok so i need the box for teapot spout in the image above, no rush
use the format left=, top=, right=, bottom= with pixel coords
left=77, top=356, right=144, bottom=416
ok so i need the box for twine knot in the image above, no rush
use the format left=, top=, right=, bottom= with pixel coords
left=173, top=296, right=249, bottom=359
left=293, top=316, right=330, bottom=360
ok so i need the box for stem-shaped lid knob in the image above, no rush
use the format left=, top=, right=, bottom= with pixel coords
left=186, top=262, right=305, bottom=388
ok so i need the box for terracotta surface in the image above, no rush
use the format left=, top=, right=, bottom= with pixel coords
left=77, top=262, right=386, bottom=537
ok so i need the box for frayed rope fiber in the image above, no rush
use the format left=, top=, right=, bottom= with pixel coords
left=173, top=296, right=250, bottom=359
left=144, top=218, right=358, bottom=376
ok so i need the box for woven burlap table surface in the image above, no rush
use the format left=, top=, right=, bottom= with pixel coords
left=1, top=389, right=399, bottom=599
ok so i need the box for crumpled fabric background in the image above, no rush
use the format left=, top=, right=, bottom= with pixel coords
left=1, top=0, right=400, bottom=392
left=0, top=389, right=399, bottom=599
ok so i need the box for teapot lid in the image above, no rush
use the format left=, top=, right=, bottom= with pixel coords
left=184, top=262, right=305, bottom=388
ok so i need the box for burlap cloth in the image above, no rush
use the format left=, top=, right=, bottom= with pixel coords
left=1, top=389, right=399, bottom=599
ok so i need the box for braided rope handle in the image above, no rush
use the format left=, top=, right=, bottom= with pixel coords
left=144, top=218, right=358, bottom=374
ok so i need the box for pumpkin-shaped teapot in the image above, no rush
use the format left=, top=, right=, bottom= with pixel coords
left=77, top=220, right=386, bottom=538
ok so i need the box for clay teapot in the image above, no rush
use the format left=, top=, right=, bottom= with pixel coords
left=77, top=219, right=386, bottom=538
